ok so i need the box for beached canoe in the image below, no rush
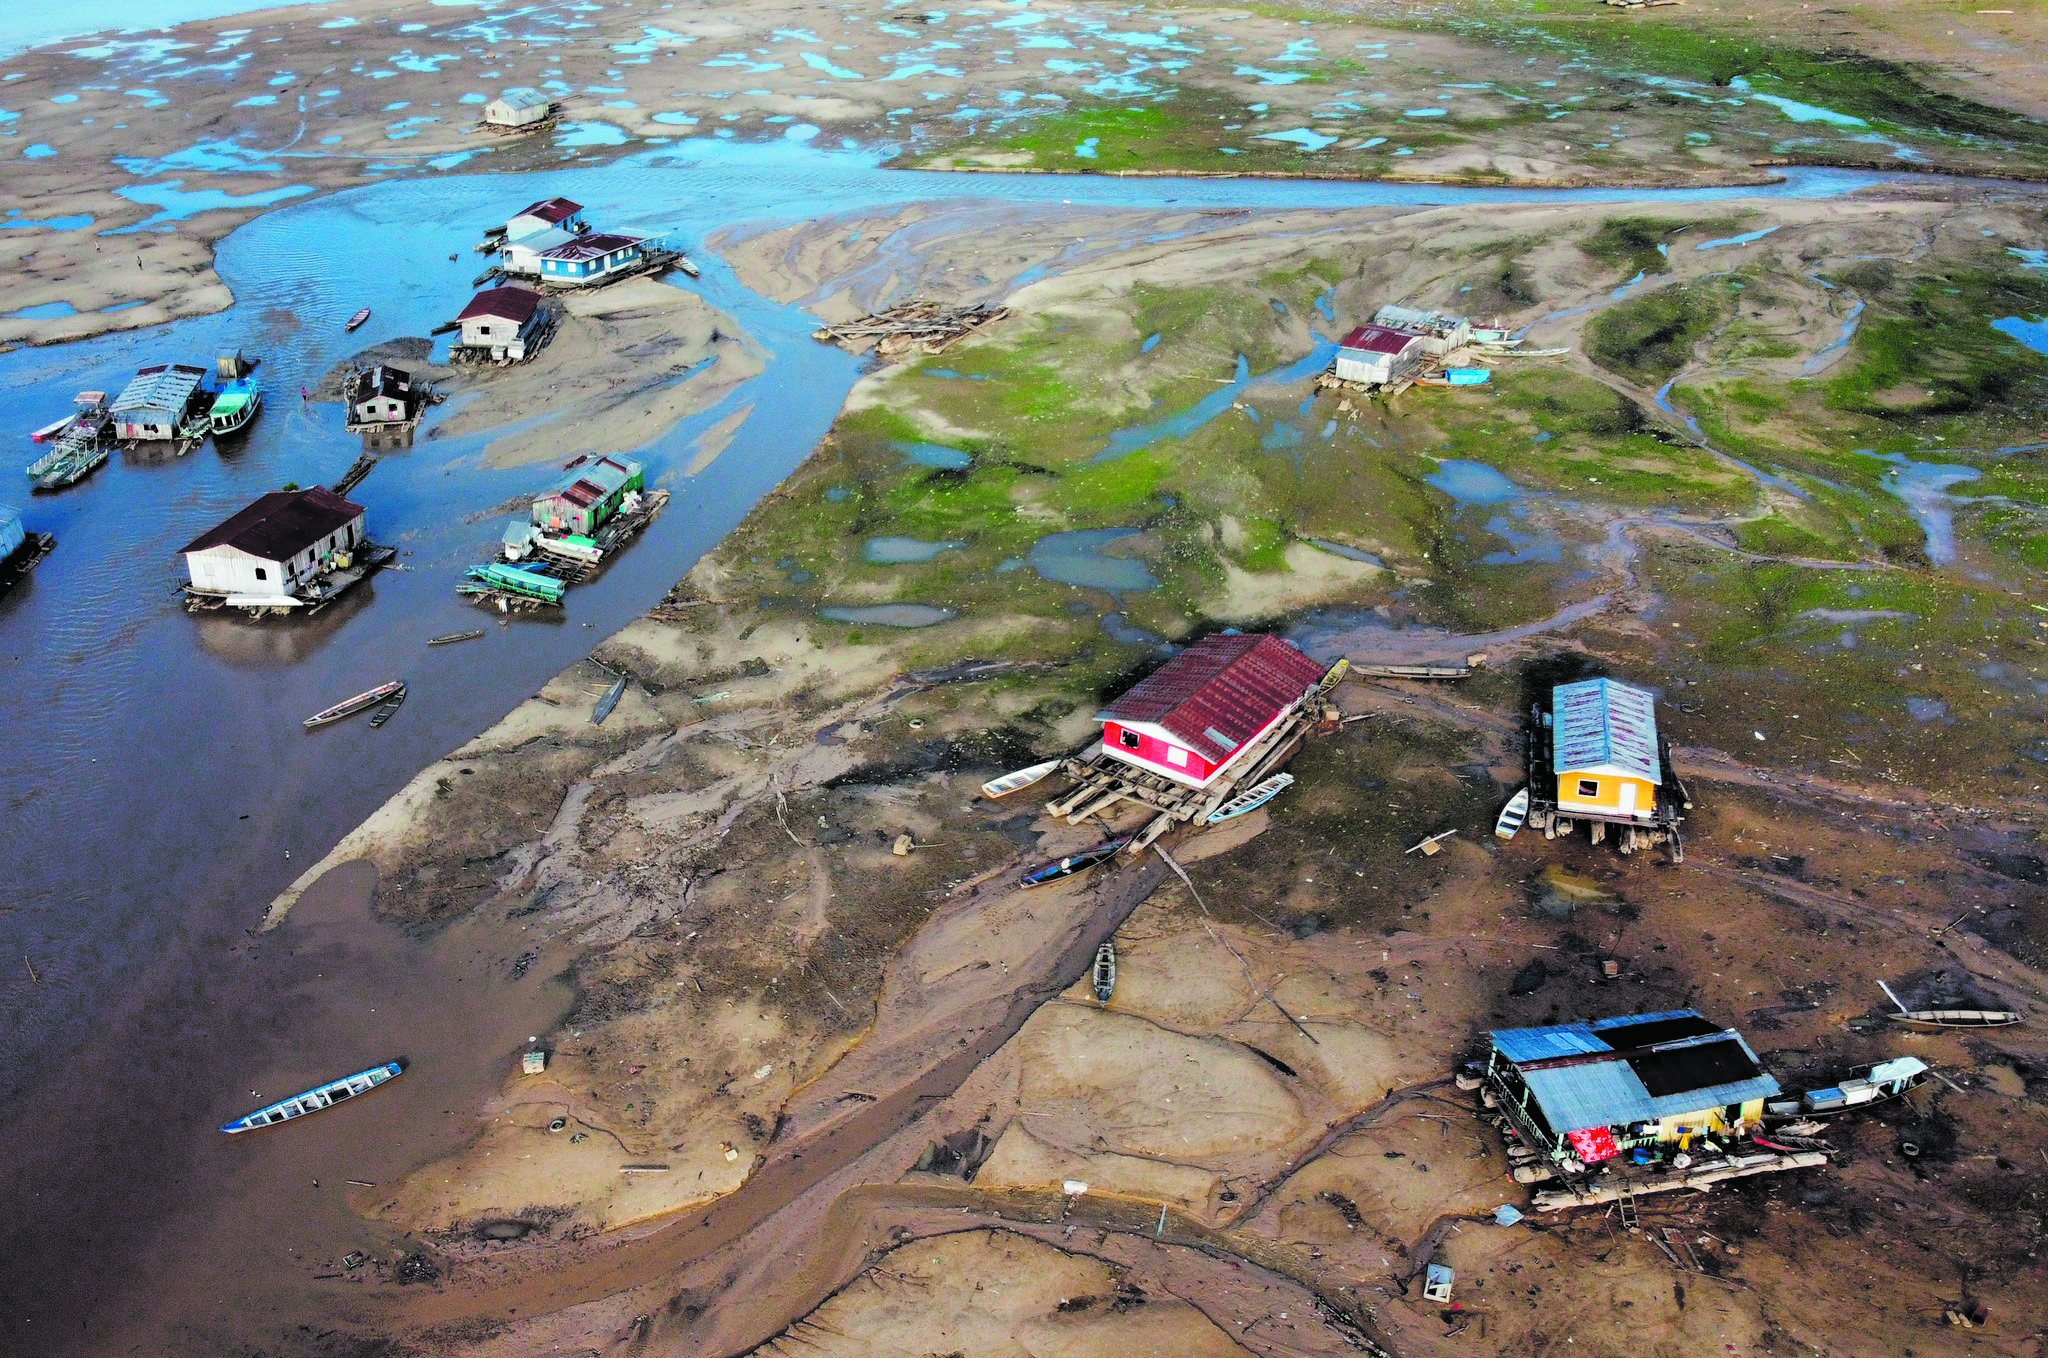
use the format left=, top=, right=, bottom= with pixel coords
left=1091, top=940, right=1116, bottom=1005
left=1019, top=836, right=1129, bottom=889
left=367, top=687, right=407, bottom=728
left=221, top=1061, right=402, bottom=1134
left=590, top=673, right=626, bottom=726
left=1206, top=772, right=1294, bottom=824
left=1887, top=1009, right=2023, bottom=1031
left=304, top=680, right=406, bottom=729
left=345, top=307, right=371, bottom=332
left=981, top=759, right=1060, bottom=800
left=1495, top=788, right=1530, bottom=839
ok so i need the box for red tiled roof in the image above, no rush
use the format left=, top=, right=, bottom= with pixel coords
left=1104, top=634, right=1325, bottom=764
left=1338, top=324, right=1425, bottom=356
left=516, top=196, right=582, bottom=225
left=180, top=486, right=362, bottom=559
left=457, top=286, right=541, bottom=324
left=539, top=231, right=646, bottom=263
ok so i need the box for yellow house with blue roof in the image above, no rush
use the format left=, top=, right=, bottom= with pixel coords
left=1552, top=677, right=1661, bottom=821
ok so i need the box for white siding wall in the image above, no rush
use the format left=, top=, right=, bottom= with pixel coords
left=185, top=520, right=364, bottom=596
left=486, top=102, right=549, bottom=128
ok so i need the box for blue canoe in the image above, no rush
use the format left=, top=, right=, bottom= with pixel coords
left=1019, top=836, right=1130, bottom=889
left=221, top=1061, right=403, bottom=1134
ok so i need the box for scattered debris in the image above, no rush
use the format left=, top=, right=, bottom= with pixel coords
left=812, top=300, right=1011, bottom=357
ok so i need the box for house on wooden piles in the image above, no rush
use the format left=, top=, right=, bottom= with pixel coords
left=532, top=454, right=644, bottom=537
left=1526, top=676, right=1689, bottom=858
left=1372, top=303, right=1472, bottom=357
left=1481, top=1010, right=1780, bottom=1172
left=110, top=363, right=208, bottom=440
left=1333, top=324, right=1428, bottom=388
left=452, top=286, right=549, bottom=363
left=345, top=364, right=429, bottom=429
left=505, top=196, right=584, bottom=240
left=483, top=88, right=555, bottom=132
left=180, top=486, right=391, bottom=613
left=535, top=231, right=651, bottom=287
left=1098, top=633, right=1325, bottom=790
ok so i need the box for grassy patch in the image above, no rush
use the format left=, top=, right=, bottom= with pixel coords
left=1586, top=281, right=1734, bottom=385
left=1578, top=215, right=1737, bottom=282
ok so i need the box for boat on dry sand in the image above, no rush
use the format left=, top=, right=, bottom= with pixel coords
left=981, top=758, right=1060, bottom=800
left=1019, top=836, right=1129, bottom=889
left=304, top=680, right=405, bottom=729
left=1092, top=941, right=1117, bottom=1004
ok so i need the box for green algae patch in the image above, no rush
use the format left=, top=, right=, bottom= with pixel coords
left=1586, top=281, right=1734, bottom=386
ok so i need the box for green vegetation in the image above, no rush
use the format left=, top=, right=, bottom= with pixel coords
left=1577, top=216, right=1734, bottom=282
left=1823, top=266, right=2048, bottom=423
left=1586, top=281, right=1733, bottom=385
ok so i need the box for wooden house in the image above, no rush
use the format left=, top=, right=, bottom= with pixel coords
left=1372, top=303, right=1471, bottom=357
left=1097, top=633, right=1324, bottom=790
left=180, top=487, right=366, bottom=603
left=499, top=225, right=580, bottom=278
left=346, top=365, right=424, bottom=428
left=454, top=286, right=547, bottom=362
left=1481, top=1011, right=1780, bottom=1170
left=505, top=196, right=583, bottom=240
left=531, top=454, right=644, bottom=536
left=1552, top=677, right=1660, bottom=822
left=483, top=88, right=555, bottom=131
left=1333, top=324, right=1428, bottom=387
left=110, top=363, right=208, bottom=440
left=535, top=231, right=649, bottom=286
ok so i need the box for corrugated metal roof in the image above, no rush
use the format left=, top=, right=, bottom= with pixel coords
left=539, top=231, right=646, bottom=263
left=1495, top=1011, right=1779, bottom=1133
left=513, top=195, right=581, bottom=222
left=1551, top=677, right=1660, bottom=780
left=1490, top=1022, right=1615, bottom=1065
left=457, top=286, right=541, bottom=324
left=1103, top=634, right=1324, bottom=765
left=541, top=454, right=639, bottom=506
left=111, top=363, right=207, bottom=415
left=180, top=487, right=362, bottom=559
left=1373, top=303, right=1466, bottom=334
left=1337, top=324, right=1425, bottom=357
left=1523, top=1060, right=1656, bottom=1132
left=493, top=88, right=552, bottom=111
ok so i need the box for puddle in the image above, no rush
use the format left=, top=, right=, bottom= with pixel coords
left=1093, top=338, right=1334, bottom=463
left=5, top=300, right=78, bottom=320
left=1991, top=315, right=2048, bottom=355
left=1728, top=76, right=1865, bottom=128
left=1257, top=128, right=1338, bottom=151
left=555, top=121, right=630, bottom=148
left=104, top=180, right=314, bottom=232
left=863, top=535, right=963, bottom=563
left=1101, top=611, right=1164, bottom=647
left=1802, top=299, right=1866, bottom=374
left=1860, top=452, right=1981, bottom=566
left=897, top=440, right=971, bottom=468
left=1306, top=538, right=1382, bottom=566
left=1027, top=527, right=1158, bottom=594
left=1425, top=458, right=1522, bottom=505
left=1906, top=697, right=1948, bottom=723
left=818, top=603, right=957, bottom=627
left=1695, top=225, right=1780, bottom=251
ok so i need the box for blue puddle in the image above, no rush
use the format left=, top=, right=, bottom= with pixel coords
left=105, top=181, right=315, bottom=232
left=819, top=603, right=956, bottom=627
left=863, top=536, right=963, bottom=563
left=1859, top=451, right=1982, bottom=566
left=1696, top=225, right=1780, bottom=251
left=1424, top=460, right=1560, bottom=566
left=2, top=210, right=93, bottom=231
left=897, top=441, right=972, bottom=468
left=6, top=300, right=78, bottom=320
left=1425, top=459, right=1521, bottom=505
left=1093, top=339, right=1335, bottom=463
left=1991, top=315, right=2048, bottom=355
left=1027, top=527, right=1158, bottom=594
left=1803, top=300, right=1866, bottom=374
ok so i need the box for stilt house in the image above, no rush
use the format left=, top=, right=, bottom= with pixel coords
left=536, top=231, right=649, bottom=286
left=454, top=286, right=547, bottom=362
left=110, top=363, right=208, bottom=440
left=1097, top=633, right=1324, bottom=790
left=531, top=454, right=644, bottom=536
left=1372, top=303, right=1472, bottom=356
left=1334, top=325, right=1428, bottom=387
left=1482, top=1011, right=1780, bottom=1168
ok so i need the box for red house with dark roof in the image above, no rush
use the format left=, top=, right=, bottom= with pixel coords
left=1099, top=633, right=1325, bottom=789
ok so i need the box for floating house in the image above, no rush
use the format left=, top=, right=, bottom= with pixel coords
left=499, top=225, right=579, bottom=277
left=1372, top=303, right=1472, bottom=357
left=1097, top=633, right=1325, bottom=790
left=1525, top=676, right=1688, bottom=858
left=532, top=454, right=644, bottom=537
left=1481, top=1011, right=1780, bottom=1169
left=180, top=486, right=390, bottom=612
left=0, top=503, right=55, bottom=594
left=110, top=363, right=208, bottom=441
left=505, top=196, right=584, bottom=240
left=536, top=231, right=650, bottom=286
left=453, top=286, right=549, bottom=363
left=346, top=364, right=426, bottom=428
left=1333, top=325, right=1428, bottom=388
left=483, top=88, right=555, bottom=132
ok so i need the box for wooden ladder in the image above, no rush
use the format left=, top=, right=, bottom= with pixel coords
left=1617, top=1183, right=1641, bottom=1234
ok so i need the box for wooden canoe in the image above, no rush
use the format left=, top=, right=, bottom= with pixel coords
left=427, top=629, right=486, bottom=646
left=1019, top=837, right=1129, bottom=889
left=345, top=307, right=371, bottom=332
left=304, top=680, right=405, bottom=728
left=1887, top=1009, right=2022, bottom=1031
left=981, top=759, right=1060, bottom=800
left=1092, top=940, right=1116, bottom=1005
left=367, top=687, right=407, bottom=728
left=590, top=674, right=627, bottom=726
left=221, top=1061, right=402, bottom=1133
left=1205, top=772, right=1294, bottom=824
left=1495, top=787, right=1530, bottom=839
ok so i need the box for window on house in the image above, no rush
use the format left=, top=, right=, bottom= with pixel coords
left=1576, top=778, right=1600, bottom=798
left=1118, top=729, right=1141, bottom=750
left=1165, top=746, right=1188, bottom=767
left=254, top=567, right=267, bottom=581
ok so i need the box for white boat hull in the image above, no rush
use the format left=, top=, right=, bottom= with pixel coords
left=1205, top=772, right=1294, bottom=824
left=1495, top=788, right=1530, bottom=839
left=981, top=758, right=1060, bottom=800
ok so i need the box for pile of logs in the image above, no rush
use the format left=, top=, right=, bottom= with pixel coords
left=812, top=301, right=1011, bottom=357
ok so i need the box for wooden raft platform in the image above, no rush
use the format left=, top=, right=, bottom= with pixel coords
left=813, top=301, right=1011, bottom=357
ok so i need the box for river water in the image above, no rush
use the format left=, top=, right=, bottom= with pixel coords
left=0, top=142, right=1955, bottom=1349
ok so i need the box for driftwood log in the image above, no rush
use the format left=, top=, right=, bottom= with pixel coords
left=812, top=300, right=1012, bottom=356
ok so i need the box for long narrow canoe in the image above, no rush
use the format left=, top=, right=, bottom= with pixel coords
left=221, top=1061, right=402, bottom=1134
left=981, top=759, right=1060, bottom=800
left=590, top=673, right=626, bottom=726
left=1205, top=772, right=1294, bottom=824
left=1495, top=787, right=1530, bottom=840
left=1019, top=837, right=1129, bottom=889
left=304, top=680, right=405, bottom=729
left=368, top=687, right=407, bottom=728
left=1887, top=1009, right=2023, bottom=1031
left=427, top=629, right=486, bottom=646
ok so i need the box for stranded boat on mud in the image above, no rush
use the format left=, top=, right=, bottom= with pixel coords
left=1205, top=772, right=1294, bottom=824
left=221, top=1061, right=402, bottom=1134
left=981, top=759, right=1060, bottom=800
left=1019, top=837, right=1129, bottom=889
left=1888, top=1008, right=2022, bottom=1032
left=304, top=680, right=406, bottom=729
left=1092, top=941, right=1117, bottom=1004
left=1766, top=1056, right=1931, bottom=1120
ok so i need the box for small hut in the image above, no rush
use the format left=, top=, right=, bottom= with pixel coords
left=1097, top=633, right=1324, bottom=790
left=1524, top=676, right=1689, bottom=858
left=1372, top=303, right=1471, bottom=357
left=110, top=363, right=208, bottom=440
left=483, top=88, right=554, bottom=132
left=346, top=365, right=425, bottom=429
left=1333, top=325, right=1428, bottom=387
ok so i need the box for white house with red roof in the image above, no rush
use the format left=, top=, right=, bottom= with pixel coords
left=454, top=285, right=547, bottom=362
left=1098, top=633, right=1326, bottom=789
left=1334, top=323, right=1429, bottom=386
left=504, top=196, right=585, bottom=241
